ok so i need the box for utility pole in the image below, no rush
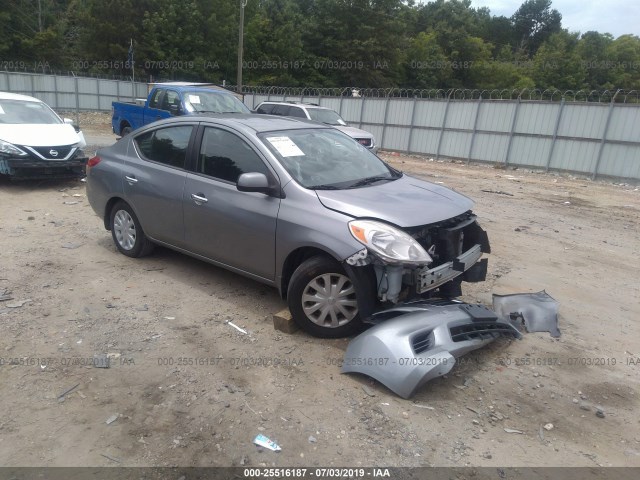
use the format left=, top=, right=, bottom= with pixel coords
left=236, top=0, right=247, bottom=94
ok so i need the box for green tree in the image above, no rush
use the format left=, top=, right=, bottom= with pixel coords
left=605, top=35, right=640, bottom=90
left=577, top=31, right=614, bottom=89
left=532, top=31, right=586, bottom=90
left=404, top=31, right=452, bottom=89
left=511, top=0, right=562, bottom=56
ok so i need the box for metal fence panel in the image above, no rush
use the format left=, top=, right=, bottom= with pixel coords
left=413, top=101, right=447, bottom=128
left=440, top=131, right=472, bottom=159
left=597, top=143, right=640, bottom=179
left=477, top=101, right=516, bottom=132
left=549, top=139, right=599, bottom=173
left=558, top=104, right=608, bottom=139
left=4, top=73, right=637, bottom=181
left=515, top=102, right=558, bottom=136
left=471, top=133, right=510, bottom=162
left=410, top=129, right=440, bottom=154
left=340, top=98, right=362, bottom=123
left=606, top=105, right=640, bottom=142
left=445, top=102, right=475, bottom=130
left=383, top=126, right=410, bottom=151
left=509, top=136, right=552, bottom=168
left=387, top=99, right=413, bottom=126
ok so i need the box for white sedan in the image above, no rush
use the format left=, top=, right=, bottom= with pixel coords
left=0, top=92, right=87, bottom=179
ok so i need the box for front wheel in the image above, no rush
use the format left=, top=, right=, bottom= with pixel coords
left=109, top=201, right=154, bottom=258
left=287, top=256, right=363, bottom=338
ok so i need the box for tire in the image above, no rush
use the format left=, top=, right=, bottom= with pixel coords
left=121, top=125, right=132, bottom=136
left=109, top=201, right=154, bottom=258
left=287, top=255, right=363, bottom=338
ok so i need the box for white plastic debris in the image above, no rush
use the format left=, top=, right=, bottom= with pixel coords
left=105, top=414, right=119, bottom=425
left=504, top=428, right=524, bottom=434
left=226, top=321, right=248, bottom=334
left=253, top=434, right=281, bottom=451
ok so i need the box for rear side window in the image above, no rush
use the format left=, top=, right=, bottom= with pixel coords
left=134, top=126, right=193, bottom=169
left=288, top=107, right=307, bottom=119
left=271, top=105, right=291, bottom=116
left=198, top=127, right=270, bottom=183
left=256, top=103, right=275, bottom=114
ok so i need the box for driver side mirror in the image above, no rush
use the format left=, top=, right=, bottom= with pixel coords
left=63, top=117, right=81, bottom=132
left=169, top=104, right=182, bottom=116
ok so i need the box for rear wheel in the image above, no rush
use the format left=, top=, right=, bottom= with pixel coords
left=121, top=125, right=132, bottom=136
left=109, top=201, right=154, bottom=258
left=287, top=256, right=363, bottom=338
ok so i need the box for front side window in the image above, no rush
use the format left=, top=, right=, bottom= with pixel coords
left=161, top=90, right=180, bottom=112
left=148, top=89, right=163, bottom=109
left=198, top=127, right=270, bottom=183
left=134, top=125, right=193, bottom=169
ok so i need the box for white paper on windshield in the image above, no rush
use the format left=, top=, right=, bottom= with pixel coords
left=188, top=95, right=201, bottom=104
left=0, top=105, right=5, bottom=114
left=266, top=136, right=304, bottom=157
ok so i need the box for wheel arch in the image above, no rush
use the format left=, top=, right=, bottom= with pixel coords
left=279, top=246, right=339, bottom=299
left=119, top=120, right=131, bottom=135
left=103, top=196, right=129, bottom=230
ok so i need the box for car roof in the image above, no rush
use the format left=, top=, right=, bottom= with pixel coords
left=153, top=84, right=236, bottom=96
left=258, top=101, right=329, bottom=111
left=0, top=91, right=42, bottom=103
left=151, top=113, right=330, bottom=133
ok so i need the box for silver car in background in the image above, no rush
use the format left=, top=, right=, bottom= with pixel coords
left=86, top=114, right=489, bottom=337
left=254, top=101, right=378, bottom=153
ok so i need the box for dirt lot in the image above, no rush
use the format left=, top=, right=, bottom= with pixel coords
left=0, top=114, right=639, bottom=468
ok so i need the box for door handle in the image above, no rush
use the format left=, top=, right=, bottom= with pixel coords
left=191, top=193, right=208, bottom=204
left=125, top=175, right=138, bottom=184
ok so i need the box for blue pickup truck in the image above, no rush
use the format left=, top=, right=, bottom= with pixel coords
left=111, top=83, right=250, bottom=136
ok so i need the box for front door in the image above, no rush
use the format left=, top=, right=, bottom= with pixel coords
left=183, top=126, right=280, bottom=280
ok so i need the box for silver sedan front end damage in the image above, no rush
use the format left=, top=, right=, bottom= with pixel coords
left=342, top=301, right=520, bottom=398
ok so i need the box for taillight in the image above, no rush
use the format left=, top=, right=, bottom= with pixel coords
left=87, top=156, right=101, bottom=168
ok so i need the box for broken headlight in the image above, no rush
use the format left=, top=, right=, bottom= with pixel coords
left=0, top=140, right=28, bottom=157
left=349, top=219, right=432, bottom=266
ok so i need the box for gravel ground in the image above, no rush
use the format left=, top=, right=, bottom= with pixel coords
left=0, top=122, right=639, bottom=468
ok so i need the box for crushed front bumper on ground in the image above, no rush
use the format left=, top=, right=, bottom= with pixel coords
left=342, top=301, right=520, bottom=398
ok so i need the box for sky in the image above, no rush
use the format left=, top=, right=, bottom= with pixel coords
left=470, top=0, right=640, bottom=38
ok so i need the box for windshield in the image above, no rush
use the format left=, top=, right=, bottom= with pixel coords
left=260, top=128, right=399, bottom=189
left=184, top=90, right=250, bottom=114
left=307, top=108, right=346, bottom=126
left=0, top=99, right=62, bottom=124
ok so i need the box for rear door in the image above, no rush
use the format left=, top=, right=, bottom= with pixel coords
left=123, top=124, right=196, bottom=246
left=182, top=125, right=280, bottom=280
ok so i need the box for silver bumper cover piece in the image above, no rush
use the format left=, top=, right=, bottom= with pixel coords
left=342, top=301, right=520, bottom=398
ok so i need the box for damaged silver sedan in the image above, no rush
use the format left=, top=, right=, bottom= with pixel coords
left=87, top=114, right=490, bottom=337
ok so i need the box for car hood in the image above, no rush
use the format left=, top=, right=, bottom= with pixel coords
left=0, top=124, right=85, bottom=148
left=315, top=175, right=473, bottom=228
left=334, top=125, right=374, bottom=139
